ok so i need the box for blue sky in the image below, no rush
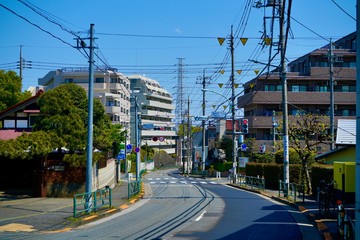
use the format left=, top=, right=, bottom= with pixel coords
left=0, top=0, right=356, bottom=120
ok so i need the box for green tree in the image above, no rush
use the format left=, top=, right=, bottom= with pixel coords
left=0, top=70, right=31, bottom=111
left=0, top=131, right=59, bottom=160
left=277, top=113, right=330, bottom=194
left=33, top=83, right=88, bottom=153
left=32, top=83, right=117, bottom=166
left=220, top=136, right=233, bottom=161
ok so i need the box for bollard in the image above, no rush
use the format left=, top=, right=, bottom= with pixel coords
left=337, top=200, right=345, bottom=238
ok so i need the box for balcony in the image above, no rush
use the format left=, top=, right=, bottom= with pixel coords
left=238, top=91, right=356, bottom=108
left=147, top=100, right=175, bottom=110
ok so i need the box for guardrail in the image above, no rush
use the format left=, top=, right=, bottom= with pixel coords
left=236, top=175, right=265, bottom=191
left=73, top=186, right=112, bottom=218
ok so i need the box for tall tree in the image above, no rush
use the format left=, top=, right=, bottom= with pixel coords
left=33, top=83, right=88, bottom=153
left=0, top=70, right=31, bottom=111
left=277, top=113, right=331, bottom=194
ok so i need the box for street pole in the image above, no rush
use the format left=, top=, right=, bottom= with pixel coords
left=187, top=96, right=191, bottom=175
left=86, top=24, right=95, bottom=206
left=279, top=1, right=289, bottom=188
left=201, top=69, right=209, bottom=172
left=329, top=39, right=335, bottom=150
left=134, top=96, right=140, bottom=181
left=355, top=0, right=360, bottom=237
left=230, top=25, right=237, bottom=181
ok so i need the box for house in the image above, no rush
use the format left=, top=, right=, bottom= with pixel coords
left=0, top=89, right=43, bottom=140
left=316, top=119, right=355, bottom=164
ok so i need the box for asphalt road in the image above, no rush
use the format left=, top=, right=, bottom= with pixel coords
left=3, top=169, right=321, bottom=240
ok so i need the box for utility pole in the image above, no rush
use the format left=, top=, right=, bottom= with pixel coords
left=85, top=24, right=95, bottom=207
left=187, top=96, right=191, bottom=175
left=230, top=25, right=237, bottom=181
left=19, top=45, right=23, bottom=80
left=176, top=58, right=186, bottom=174
left=279, top=0, right=289, bottom=188
left=197, top=70, right=210, bottom=172
left=134, top=95, right=140, bottom=181
left=329, top=39, right=335, bottom=150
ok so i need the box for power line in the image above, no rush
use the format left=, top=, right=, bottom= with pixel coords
left=0, top=3, right=75, bottom=49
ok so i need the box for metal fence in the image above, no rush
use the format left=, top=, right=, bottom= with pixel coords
left=236, top=175, right=265, bottom=191
left=73, top=186, right=112, bottom=218
left=279, top=180, right=305, bottom=203
left=127, top=169, right=146, bottom=199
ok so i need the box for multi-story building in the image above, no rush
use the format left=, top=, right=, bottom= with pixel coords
left=38, top=67, right=131, bottom=128
left=128, top=75, right=176, bottom=154
left=237, top=32, right=356, bottom=153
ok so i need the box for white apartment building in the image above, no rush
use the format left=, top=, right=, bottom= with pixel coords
left=129, top=75, right=176, bottom=154
left=38, top=67, right=131, bottom=128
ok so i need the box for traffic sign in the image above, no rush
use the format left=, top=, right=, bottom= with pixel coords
left=126, top=144, right=132, bottom=150
left=241, top=143, right=247, bottom=152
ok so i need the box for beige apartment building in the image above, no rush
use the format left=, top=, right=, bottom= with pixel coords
left=38, top=67, right=131, bottom=128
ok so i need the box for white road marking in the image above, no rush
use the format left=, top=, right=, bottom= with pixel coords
left=195, top=211, right=207, bottom=221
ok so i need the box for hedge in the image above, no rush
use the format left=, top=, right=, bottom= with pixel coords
left=245, top=163, right=326, bottom=191
left=311, top=164, right=334, bottom=196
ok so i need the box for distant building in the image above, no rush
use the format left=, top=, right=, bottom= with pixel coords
left=38, top=67, right=131, bottom=128
left=237, top=32, right=356, bottom=153
left=128, top=75, right=176, bottom=154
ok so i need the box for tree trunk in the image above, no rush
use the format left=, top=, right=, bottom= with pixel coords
left=302, top=162, right=312, bottom=195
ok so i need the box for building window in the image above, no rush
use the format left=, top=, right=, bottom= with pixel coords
left=95, top=77, right=105, bottom=83
left=4, top=119, right=15, bottom=128
left=64, top=78, right=73, bottom=83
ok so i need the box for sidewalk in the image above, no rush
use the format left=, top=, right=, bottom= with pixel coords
left=0, top=179, right=138, bottom=233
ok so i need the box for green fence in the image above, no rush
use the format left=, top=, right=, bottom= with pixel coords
left=128, top=169, right=146, bottom=199
left=73, top=186, right=112, bottom=218
left=279, top=180, right=298, bottom=202
left=236, top=174, right=265, bottom=191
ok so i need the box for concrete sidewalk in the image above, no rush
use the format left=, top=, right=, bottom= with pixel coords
left=0, top=180, right=139, bottom=233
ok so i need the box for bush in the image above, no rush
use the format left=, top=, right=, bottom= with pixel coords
left=311, top=164, right=333, bottom=196
left=252, top=153, right=274, bottom=163
left=245, top=163, right=264, bottom=177
left=214, top=161, right=233, bottom=172
left=263, top=164, right=282, bottom=189
left=274, top=148, right=302, bottom=164
left=289, top=164, right=302, bottom=185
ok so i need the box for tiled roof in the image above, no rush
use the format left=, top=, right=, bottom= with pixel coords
left=0, top=129, right=31, bottom=140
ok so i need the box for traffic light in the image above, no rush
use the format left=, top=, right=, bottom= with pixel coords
left=242, top=118, right=248, bottom=134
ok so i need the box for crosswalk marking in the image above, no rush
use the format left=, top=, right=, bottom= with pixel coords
left=146, top=177, right=218, bottom=186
